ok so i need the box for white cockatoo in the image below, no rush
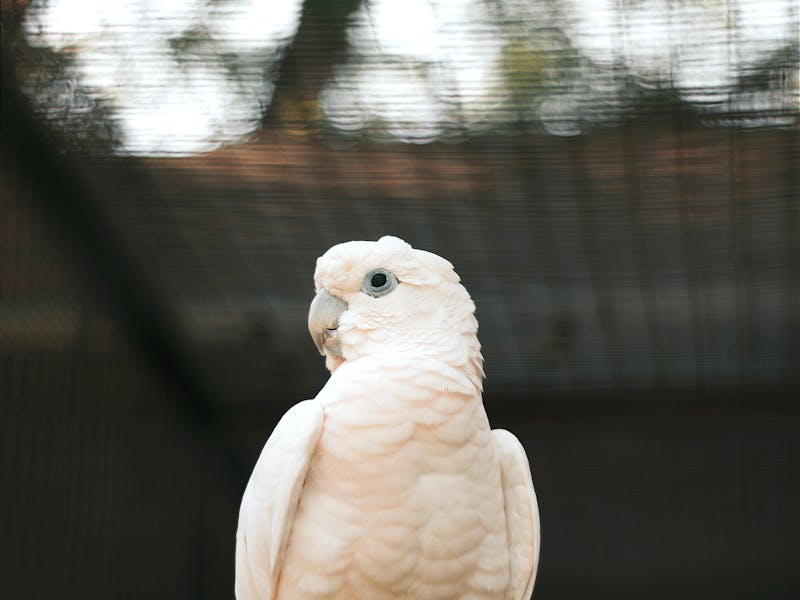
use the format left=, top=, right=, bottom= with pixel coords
left=236, top=236, right=540, bottom=599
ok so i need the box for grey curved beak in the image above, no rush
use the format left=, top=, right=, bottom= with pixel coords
left=308, top=290, right=347, bottom=356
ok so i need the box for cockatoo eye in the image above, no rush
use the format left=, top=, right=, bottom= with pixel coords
left=362, top=268, right=398, bottom=297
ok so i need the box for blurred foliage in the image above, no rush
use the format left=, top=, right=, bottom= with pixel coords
left=2, top=4, right=121, bottom=153
left=268, top=0, right=362, bottom=130
left=2, top=0, right=798, bottom=152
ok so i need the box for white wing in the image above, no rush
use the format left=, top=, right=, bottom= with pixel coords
left=493, top=429, right=541, bottom=600
left=235, top=400, right=324, bottom=600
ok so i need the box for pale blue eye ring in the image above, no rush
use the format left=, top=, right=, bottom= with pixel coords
left=362, top=268, right=398, bottom=297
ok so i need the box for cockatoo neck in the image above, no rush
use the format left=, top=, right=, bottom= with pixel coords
left=334, top=290, right=485, bottom=392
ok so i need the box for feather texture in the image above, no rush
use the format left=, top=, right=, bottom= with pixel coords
left=235, top=237, right=539, bottom=599
left=235, top=400, right=324, bottom=600
left=275, top=356, right=514, bottom=599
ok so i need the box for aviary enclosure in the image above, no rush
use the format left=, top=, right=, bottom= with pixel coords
left=2, top=0, right=798, bottom=597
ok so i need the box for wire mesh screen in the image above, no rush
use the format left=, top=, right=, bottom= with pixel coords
left=2, top=1, right=799, bottom=599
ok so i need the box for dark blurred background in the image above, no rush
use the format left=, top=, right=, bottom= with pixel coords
left=2, top=0, right=798, bottom=598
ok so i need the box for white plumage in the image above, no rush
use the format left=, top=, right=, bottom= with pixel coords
left=236, top=236, right=540, bottom=599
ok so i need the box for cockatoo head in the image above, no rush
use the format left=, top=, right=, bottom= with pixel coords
left=308, top=236, right=483, bottom=381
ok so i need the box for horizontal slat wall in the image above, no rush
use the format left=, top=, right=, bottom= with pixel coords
left=72, top=127, right=799, bottom=404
